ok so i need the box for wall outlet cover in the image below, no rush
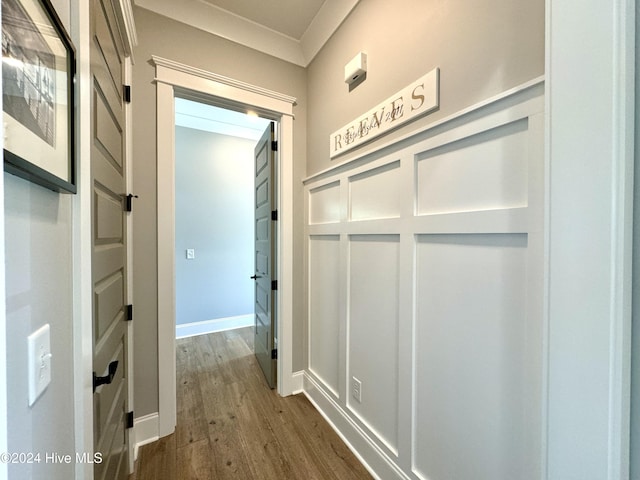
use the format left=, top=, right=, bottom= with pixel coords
left=352, top=376, right=362, bottom=403
left=27, top=324, right=52, bottom=407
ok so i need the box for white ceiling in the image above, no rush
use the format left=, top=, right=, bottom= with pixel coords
left=175, top=98, right=271, bottom=141
left=134, top=0, right=360, bottom=66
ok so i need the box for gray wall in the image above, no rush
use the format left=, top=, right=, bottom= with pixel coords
left=306, top=0, right=545, bottom=175
left=131, top=6, right=307, bottom=417
left=3, top=1, right=77, bottom=477
left=175, top=127, right=254, bottom=326
left=4, top=177, right=75, bottom=479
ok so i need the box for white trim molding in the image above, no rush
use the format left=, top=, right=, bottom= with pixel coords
left=545, top=0, right=635, bottom=478
left=304, top=373, right=410, bottom=480
left=153, top=56, right=297, bottom=438
left=137, top=0, right=359, bottom=67
left=71, top=0, right=94, bottom=478
left=133, top=413, right=160, bottom=461
left=291, top=371, right=305, bottom=395
left=152, top=56, right=297, bottom=107
left=175, top=315, right=255, bottom=339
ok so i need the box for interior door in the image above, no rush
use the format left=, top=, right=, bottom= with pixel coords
left=253, top=122, right=277, bottom=388
left=90, top=0, right=129, bottom=478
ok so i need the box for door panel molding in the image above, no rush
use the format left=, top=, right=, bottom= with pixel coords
left=153, top=57, right=296, bottom=438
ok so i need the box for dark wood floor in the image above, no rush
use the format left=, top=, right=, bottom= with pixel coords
left=129, top=327, right=372, bottom=480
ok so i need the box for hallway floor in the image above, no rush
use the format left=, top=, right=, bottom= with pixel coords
left=129, top=327, right=373, bottom=479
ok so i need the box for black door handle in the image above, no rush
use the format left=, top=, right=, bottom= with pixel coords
left=250, top=275, right=262, bottom=280
left=93, top=360, right=119, bottom=392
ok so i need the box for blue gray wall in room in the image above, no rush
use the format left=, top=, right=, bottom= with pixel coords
left=175, top=126, right=256, bottom=326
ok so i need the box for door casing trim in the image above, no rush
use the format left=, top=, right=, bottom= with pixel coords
left=153, top=56, right=296, bottom=437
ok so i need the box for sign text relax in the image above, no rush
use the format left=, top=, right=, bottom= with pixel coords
left=330, top=68, right=439, bottom=158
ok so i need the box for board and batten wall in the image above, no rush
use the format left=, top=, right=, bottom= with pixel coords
left=303, top=3, right=545, bottom=477
left=303, top=81, right=544, bottom=480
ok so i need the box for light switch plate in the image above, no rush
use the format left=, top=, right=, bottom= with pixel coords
left=28, top=324, right=51, bottom=407
left=186, top=248, right=195, bottom=259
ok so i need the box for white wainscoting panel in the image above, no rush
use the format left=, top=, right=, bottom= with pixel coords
left=303, top=79, right=544, bottom=480
left=350, top=161, right=402, bottom=221
left=308, top=235, right=341, bottom=396
left=416, top=119, right=529, bottom=216
left=413, top=233, right=529, bottom=480
left=348, top=235, right=400, bottom=455
left=309, top=181, right=341, bottom=224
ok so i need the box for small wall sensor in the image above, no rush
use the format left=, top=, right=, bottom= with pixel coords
left=345, top=52, right=367, bottom=84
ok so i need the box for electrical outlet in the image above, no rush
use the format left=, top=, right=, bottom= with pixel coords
left=352, top=377, right=362, bottom=403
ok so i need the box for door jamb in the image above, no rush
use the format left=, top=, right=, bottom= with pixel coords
left=153, top=56, right=296, bottom=437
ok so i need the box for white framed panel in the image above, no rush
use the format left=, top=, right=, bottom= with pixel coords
left=348, top=235, right=400, bottom=455
left=413, top=233, right=535, bottom=480
left=308, top=235, right=341, bottom=396
left=349, top=161, right=402, bottom=221
left=309, top=181, right=341, bottom=224
left=416, top=119, right=529, bottom=216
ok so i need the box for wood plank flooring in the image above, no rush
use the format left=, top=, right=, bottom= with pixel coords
left=129, top=328, right=372, bottom=480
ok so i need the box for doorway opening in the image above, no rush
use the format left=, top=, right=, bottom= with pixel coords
left=173, top=99, right=271, bottom=340
left=153, top=55, right=296, bottom=438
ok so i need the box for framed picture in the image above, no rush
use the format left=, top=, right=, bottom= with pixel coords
left=2, top=0, right=76, bottom=193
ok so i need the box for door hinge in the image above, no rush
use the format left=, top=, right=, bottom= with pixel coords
left=126, top=304, right=133, bottom=321
left=126, top=411, right=134, bottom=429
left=124, top=194, right=138, bottom=212
left=271, top=349, right=278, bottom=360
left=123, top=85, right=131, bottom=103
left=271, top=141, right=278, bottom=151
left=271, top=280, right=277, bottom=291
left=271, top=210, right=278, bottom=221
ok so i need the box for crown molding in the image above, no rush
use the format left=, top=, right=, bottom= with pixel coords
left=300, top=0, right=359, bottom=63
left=135, top=0, right=359, bottom=67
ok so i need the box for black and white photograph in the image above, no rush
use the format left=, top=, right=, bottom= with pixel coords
left=2, top=0, right=56, bottom=146
left=1, top=0, right=75, bottom=193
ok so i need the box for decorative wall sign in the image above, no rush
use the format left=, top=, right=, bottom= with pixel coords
left=2, top=0, right=76, bottom=193
left=330, top=68, right=439, bottom=159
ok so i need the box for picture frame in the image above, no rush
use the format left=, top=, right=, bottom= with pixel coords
left=2, top=0, right=76, bottom=193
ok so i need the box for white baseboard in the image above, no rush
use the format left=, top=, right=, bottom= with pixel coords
left=133, top=413, right=160, bottom=460
left=303, top=372, right=410, bottom=480
left=291, top=370, right=304, bottom=394
left=175, top=314, right=254, bottom=339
